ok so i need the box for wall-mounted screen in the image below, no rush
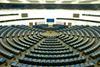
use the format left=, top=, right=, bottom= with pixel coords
left=73, top=14, right=79, bottom=18
left=21, top=13, right=28, bottom=17
left=47, top=18, right=54, bottom=22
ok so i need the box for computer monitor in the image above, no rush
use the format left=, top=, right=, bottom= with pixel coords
left=47, top=18, right=54, bottom=22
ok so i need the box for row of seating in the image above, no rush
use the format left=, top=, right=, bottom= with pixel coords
left=25, top=53, right=80, bottom=59
left=11, top=37, right=89, bottom=67
left=58, top=33, right=99, bottom=56
left=0, top=25, right=99, bottom=67
left=11, top=62, right=95, bottom=67
left=57, top=25, right=100, bottom=66
left=0, top=25, right=44, bottom=65
left=18, top=57, right=86, bottom=66
left=64, top=26, right=100, bottom=37
left=34, top=47, right=69, bottom=51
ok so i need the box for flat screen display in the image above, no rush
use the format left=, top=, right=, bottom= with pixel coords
left=21, top=13, right=28, bottom=17
left=47, top=18, right=54, bottom=22
left=73, top=14, right=79, bottom=18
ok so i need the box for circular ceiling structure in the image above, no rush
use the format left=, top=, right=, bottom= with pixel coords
left=0, top=0, right=100, bottom=4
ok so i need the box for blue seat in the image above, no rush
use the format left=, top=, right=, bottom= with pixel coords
left=0, top=57, right=6, bottom=64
